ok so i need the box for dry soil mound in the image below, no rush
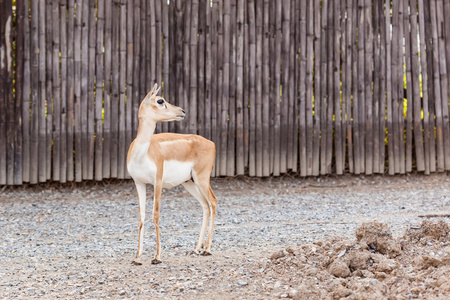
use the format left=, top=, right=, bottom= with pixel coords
left=265, top=220, right=450, bottom=299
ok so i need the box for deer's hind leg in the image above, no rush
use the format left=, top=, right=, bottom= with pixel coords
left=182, top=180, right=211, bottom=254
left=191, top=173, right=217, bottom=256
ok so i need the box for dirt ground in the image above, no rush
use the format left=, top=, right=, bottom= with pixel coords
left=1, top=174, right=450, bottom=299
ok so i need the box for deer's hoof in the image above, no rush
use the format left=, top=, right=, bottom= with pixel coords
left=201, top=250, right=212, bottom=256
left=131, top=259, right=143, bottom=266
left=151, top=258, right=162, bottom=264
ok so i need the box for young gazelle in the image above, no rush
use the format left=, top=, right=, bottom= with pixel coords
left=127, top=83, right=218, bottom=265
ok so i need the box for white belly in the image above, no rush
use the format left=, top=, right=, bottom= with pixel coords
left=127, top=144, right=193, bottom=188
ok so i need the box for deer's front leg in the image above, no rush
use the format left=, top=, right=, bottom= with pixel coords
left=152, top=178, right=163, bottom=264
left=132, top=182, right=147, bottom=265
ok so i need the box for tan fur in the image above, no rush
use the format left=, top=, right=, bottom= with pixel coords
left=127, top=84, right=218, bottom=265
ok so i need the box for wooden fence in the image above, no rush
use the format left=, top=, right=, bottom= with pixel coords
left=1, top=0, right=450, bottom=185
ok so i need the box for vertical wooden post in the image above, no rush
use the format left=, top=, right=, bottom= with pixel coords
left=248, top=0, right=256, bottom=176
left=189, top=0, right=199, bottom=135
left=0, top=0, right=13, bottom=184
left=255, top=0, right=263, bottom=176
left=334, top=0, right=343, bottom=175
left=418, top=0, right=430, bottom=174
left=95, top=0, right=105, bottom=181
left=236, top=0, right=245, bottom=175
left=51, top=0, right=60, bottom=181
left=345, top=0, right=354, bottom=174
left=45, top=0, right=52, bottom=181
left=87, top=0, right=96, bottom=180
left=364, top=0, right=372, bottom=175
left=103, top=0, right=112, bottom=179
left=14, top=0, right=24, bottom=185
left=60, top=0, right=68, bottom=183
left=67, top=0, right=75, bottom=181
left=118, top=0, right=126, bottom=178
left=312, top=0, right=321, bottom=176
left=125, top=0, right=134, bottom=178
left=299, top=0, right=307, bottom=176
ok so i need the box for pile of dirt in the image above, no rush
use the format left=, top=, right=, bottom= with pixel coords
left=264, top=220, right=450, bottom=299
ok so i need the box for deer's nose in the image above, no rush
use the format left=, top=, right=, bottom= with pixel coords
left=182, top=109, right=186, bottom=114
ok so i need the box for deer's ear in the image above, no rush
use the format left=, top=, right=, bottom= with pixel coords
left=154, top=86, right=161, bottom=96
left=144, top=83, right=159, bottom=100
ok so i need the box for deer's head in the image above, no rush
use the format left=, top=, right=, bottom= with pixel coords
left=138, top=83, right=185, bottom=123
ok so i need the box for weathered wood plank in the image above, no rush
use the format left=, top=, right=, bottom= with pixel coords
left=299, top=0, right=307, bottom=176
left=248, top=0, right=256, bottom=176
left=312, top=0, right=321, bottom=176
left=334, top=0, right=343, bottom=175
left=59, top=0, right=68, bottom=183
left=111, top=0, right=120, bottom=178
left=210, top=1, right=219, bottom=176
left=280, top=0, right=290, bottom=174
left=320, top=0, right=328, bottom=175
left=397, top=0, right=405, bottom=174
left=103, top=0, right=112, bottom=178
left=38, top=0, right=47, bottom=182
left=133, top=0, right=141, bottom=138
left=95, top=0, right=105, bottom=181
left=45, top=0, right=52, bottom=181
left=14, top=0, right=24, bottom=184
left=236, top=0, right=245, bottom=175
left=80, top=0, right=89, bottom=179
left=189, top=0, right=199, bottom=136
left=436, top=0, right=450, bottom=170
left=125, top=0, right=134, bottom=179
left=378, top=0, right=386, bottom=173
left=385, top=0, right=394, bottom=175
left=290, top=0, right=298, bottom=173
left=204, top=0, right=212, bottom=141
left=423, top=0, right=436, bottom=173
left=404, top=0, right=413, bottom=173
left=221, top=0, right=230, bottom=175
left=0, top=0, right=13, bottom=184
left=345, top=0, right=354, bottom=174
left=305, top=0, right=313, bottom=175
left=162, top=0, right=170, bottom=134
left=67, top=0, right=75, bottom=181
left=364, top=0, right=372, bottom=174
left=87, top=0, right=96, bottom=180
left=74, top=0, right=83, bottom=181
left=52, top=0, right=61, bottom=181
left=326, top=0, right=333, bottom=174
left=118, top=0, right=126, bottom=179
left=228, top=0, right=236, bottom=176
left=22, top=0, right=31, bottom=182
left=255, top=0, right=263, bottom=176
left=391, top=0, right=401, bottom=174
left=183, top=0, right=191, bottom=134
left=429, top=0, right=444, bottom=171
left=356, top=0, right=365, bottom=174
left=418, top=0, right=431, bottom=174
left=409, top=0, right=425, bottom=172
left=444, top=0, right=450, bottom=170
left=274, top=1, right=282, bottom=176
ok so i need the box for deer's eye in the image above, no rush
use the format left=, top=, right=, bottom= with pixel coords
left=157, top=99, right=164, bottom=105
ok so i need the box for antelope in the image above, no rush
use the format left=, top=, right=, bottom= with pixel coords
left=127, top=83, right=218, bottom=265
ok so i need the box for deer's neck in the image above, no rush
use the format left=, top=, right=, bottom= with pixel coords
left=135, top=118, right=157, bottom=144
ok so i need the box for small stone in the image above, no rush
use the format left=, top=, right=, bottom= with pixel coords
left=119, top=290, right=126, bottom=296
left=237, top=280, right=248, bottom=286
left=329, top=261, right=350, bottom=278
left=271, top=250, right=285, bottom=260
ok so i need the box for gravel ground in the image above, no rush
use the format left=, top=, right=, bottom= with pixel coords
left=1, top=173, right=450, bottom=299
